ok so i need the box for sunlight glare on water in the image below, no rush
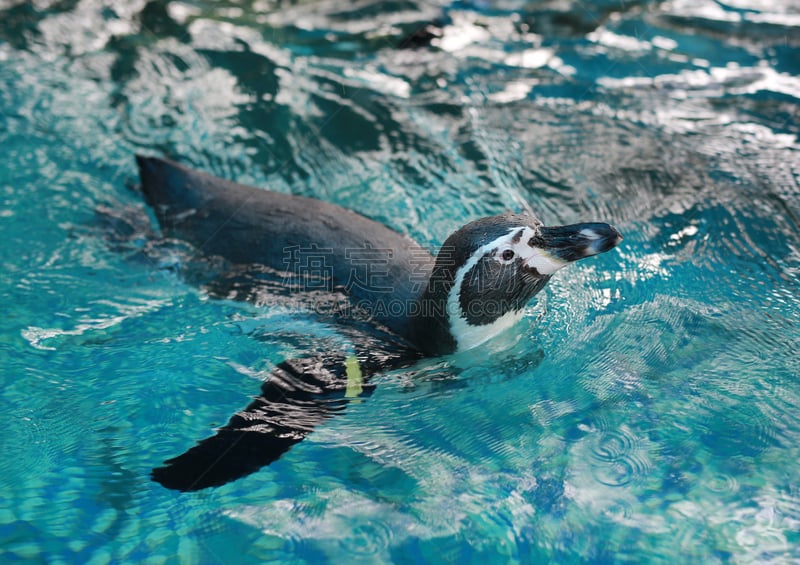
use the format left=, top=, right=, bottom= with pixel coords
left=1, top=0, right=799, bottom=562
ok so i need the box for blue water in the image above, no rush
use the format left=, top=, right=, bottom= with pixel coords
left=1, top=0, right=799, bottom=562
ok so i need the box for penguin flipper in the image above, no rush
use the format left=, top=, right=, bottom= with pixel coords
left=151, top=349, right=414, bottom=491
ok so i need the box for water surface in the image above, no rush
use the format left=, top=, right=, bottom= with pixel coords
left=1, top=0, right=799, bottom=562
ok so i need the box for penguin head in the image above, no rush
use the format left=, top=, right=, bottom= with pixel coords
left=415, top=213, right=622, bottom=355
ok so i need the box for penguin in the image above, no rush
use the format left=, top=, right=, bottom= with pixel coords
left=137, top=155, right=622, bottom=491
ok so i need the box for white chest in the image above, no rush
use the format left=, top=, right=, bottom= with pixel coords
left=448, top=306, right=525, bottom=352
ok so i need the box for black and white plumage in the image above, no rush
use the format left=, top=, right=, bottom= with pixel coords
left=137, top=155, right=622, bottom=491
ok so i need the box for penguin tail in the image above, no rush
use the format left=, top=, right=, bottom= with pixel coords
left=135, top=154, right=209, bottom=226
left=135, top=154, right=167, bottom=209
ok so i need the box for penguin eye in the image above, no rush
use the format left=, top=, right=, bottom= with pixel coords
left=501, top=249, right=515, bottom=262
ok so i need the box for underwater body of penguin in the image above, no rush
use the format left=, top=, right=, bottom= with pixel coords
left=137, top=155, right=622, bottom=491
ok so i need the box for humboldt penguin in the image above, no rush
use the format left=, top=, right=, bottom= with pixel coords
left=137, top=155, right=622, bottom=491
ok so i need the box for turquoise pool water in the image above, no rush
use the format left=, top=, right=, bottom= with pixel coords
left=1, top=0, right=799, bottom=562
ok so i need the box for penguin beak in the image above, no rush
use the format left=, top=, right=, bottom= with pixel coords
left=518, top=222, right=622, bottom=276
left=538, top=223, right=623, bottom=263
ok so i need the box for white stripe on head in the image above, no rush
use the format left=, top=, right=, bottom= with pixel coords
left=446, top=226, right=567, bottom=352
left=525, top=252, right=566, bottom=275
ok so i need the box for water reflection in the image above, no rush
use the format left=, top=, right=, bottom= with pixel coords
left=0, top=0, right=799, bottom=562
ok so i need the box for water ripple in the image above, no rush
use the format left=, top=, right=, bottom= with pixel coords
left=589, top=426, right=651, bottom=488
left=1, top=0, right=799, bottom=562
